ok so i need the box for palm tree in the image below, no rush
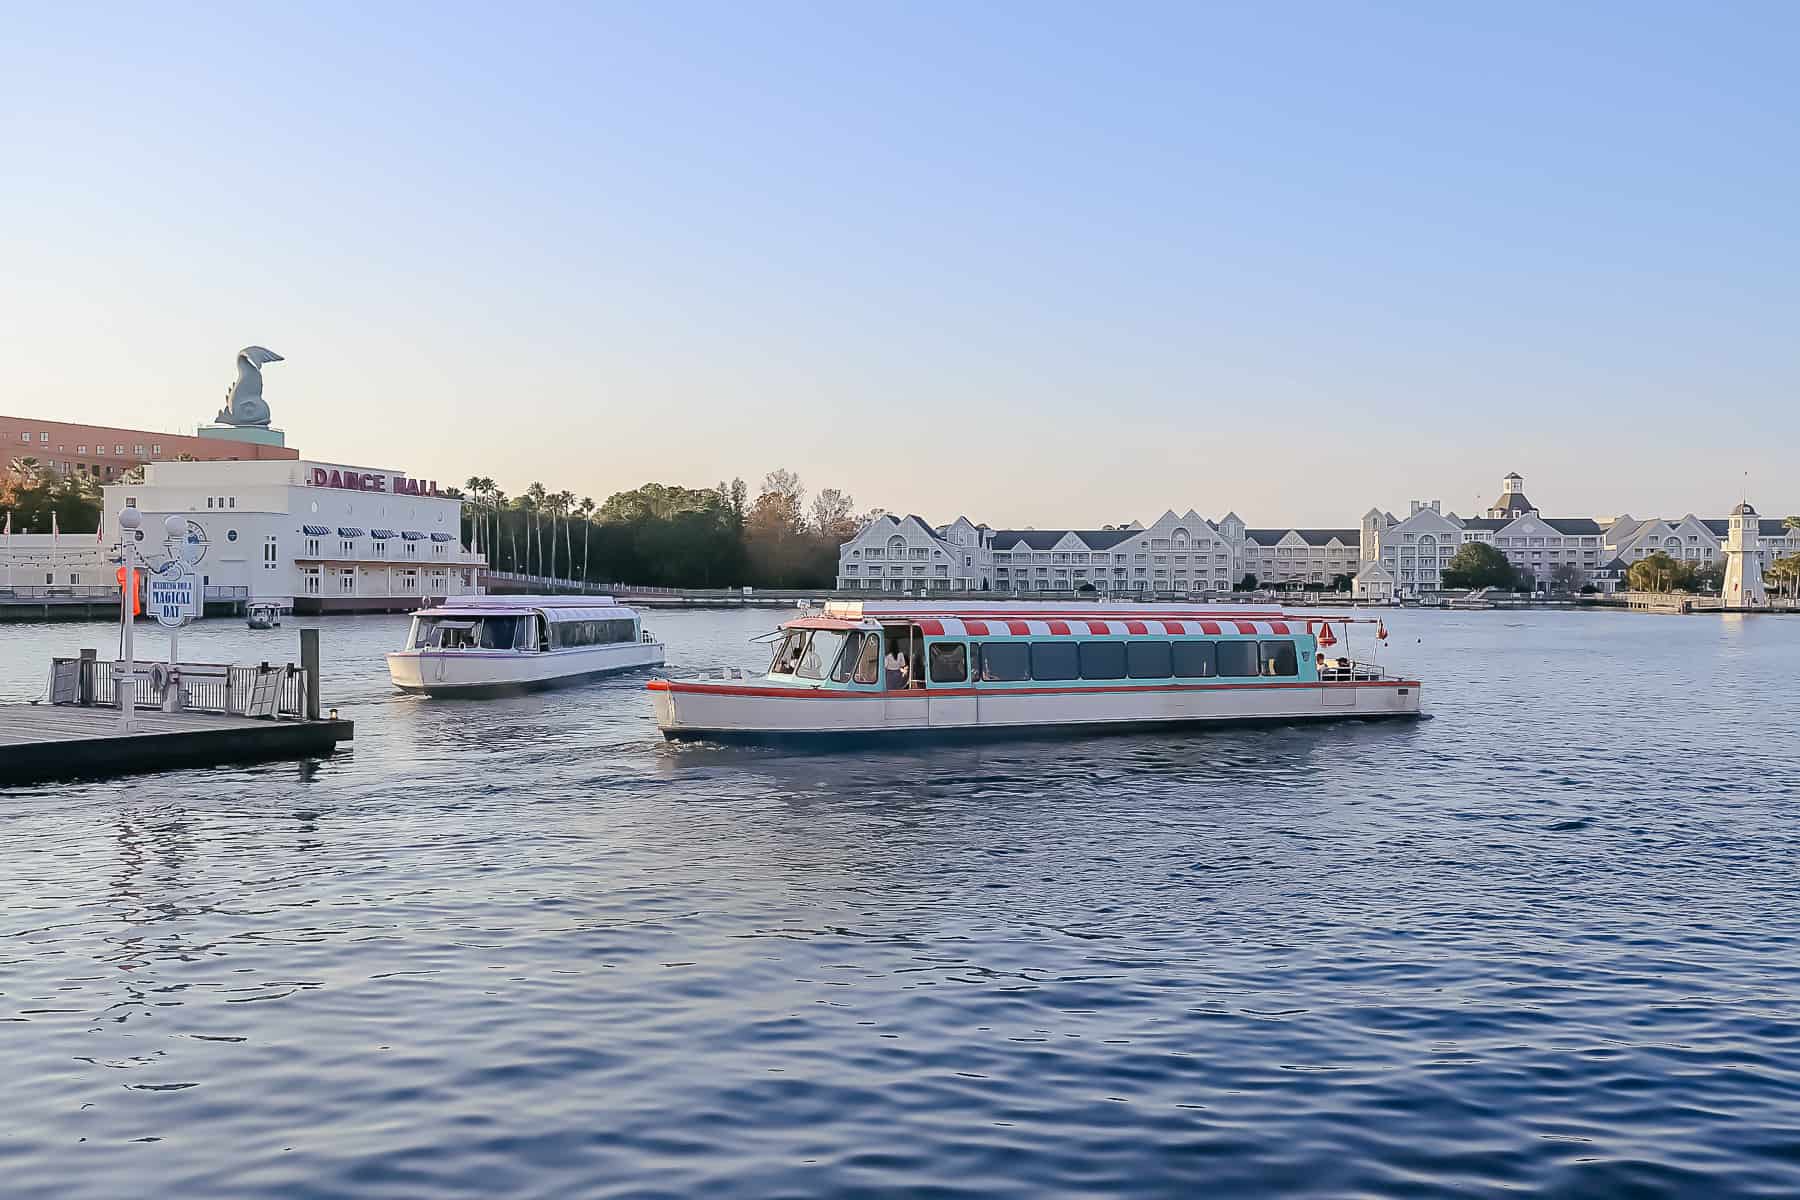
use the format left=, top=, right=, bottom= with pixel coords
left=554, top=490, right=577, bottom=585
left=523, top=483, right=547, bottom=577
left=577, top=496, right=595, bottom=583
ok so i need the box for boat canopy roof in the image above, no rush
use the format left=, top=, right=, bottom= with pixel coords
left=793, top=602, right=1385, bottom=639
left=410, top=594, right=639, bottom=622
left=821, top=600, right=1290, bottom=620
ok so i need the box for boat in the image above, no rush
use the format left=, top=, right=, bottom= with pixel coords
left=246, top=602, right=282, bottom=629
left=648, top=601, right=1421, bottom=741
left=387, top=594, right=664, bottom=697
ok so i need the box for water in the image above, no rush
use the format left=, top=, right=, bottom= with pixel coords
left=3, top=608, right=1798, bottom=1197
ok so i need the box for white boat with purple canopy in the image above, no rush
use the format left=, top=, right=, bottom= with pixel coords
left=387, top=594, right=663, bottom=697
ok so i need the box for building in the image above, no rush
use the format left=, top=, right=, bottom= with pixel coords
left=1362, top=475, right=1608, bottom=595
left=836, top=509, right=1360, bottom=595
left=100, top=458, right=484, bottom=614
left=1601, top=511, right=1800, bottom=577
left=1, top=415, right=298, bottom=483
left=0, top=533, right=111, bottom=590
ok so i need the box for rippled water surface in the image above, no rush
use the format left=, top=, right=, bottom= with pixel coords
left=3, top=607, right=1799, bottom=1197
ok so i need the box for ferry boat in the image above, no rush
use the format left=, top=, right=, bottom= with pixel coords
left=388, top=594, right=664, bottom=697
left=648, top=602, right=1420, bottom=740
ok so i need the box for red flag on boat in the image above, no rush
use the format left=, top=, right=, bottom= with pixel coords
left=1318, top=622, right=1337, bottom=648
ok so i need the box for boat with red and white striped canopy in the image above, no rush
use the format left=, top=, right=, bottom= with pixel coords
left=648, top=601, right=1420, bottom=741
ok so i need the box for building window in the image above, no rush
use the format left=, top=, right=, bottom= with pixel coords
left=306, top=537, right=321, bottom=557
left=264, top=536, right=278, bottom=569
left=114, top=444, right=124, bottom=455
left=207, top=498, right=214, bottom=508
left=152, top=444, right=161, bottom=456
left=39, top=433, right=48, bottom=443
left=227, top=530, right=238, bottom=542
left=134, top=445, right=146, bottom=456
left=77, top=445, right=86, bottom=454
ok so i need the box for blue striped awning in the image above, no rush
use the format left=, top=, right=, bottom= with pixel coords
left=302, top=524, right=331, bottom=536
left=429, top=532, right=455, bottom=542
left=337, top=527, right=365, bottom=538
left=370, top=529, right=396, bottom=539
left=400, top=531, right=427, bottom=541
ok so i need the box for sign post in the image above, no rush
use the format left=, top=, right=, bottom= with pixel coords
left=146, top=568, right=198, bottom=698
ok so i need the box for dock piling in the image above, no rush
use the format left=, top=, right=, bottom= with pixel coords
left=301, top=629, right=321, bottom=721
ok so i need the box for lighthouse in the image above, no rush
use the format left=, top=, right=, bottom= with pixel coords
left=1723, top=501, right=1767, bottom=607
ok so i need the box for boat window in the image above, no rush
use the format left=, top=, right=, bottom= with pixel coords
left=977, top=642, right=1030, bottom=681
left=410, top=617, right=436, bottom=648
left=1078, top=641, right=1126, bottom=680
left=1216, top=640, right=1260, bottom=677
left=1127, top=641, right=1173, bottom=679
left=1029, top=641, right=1080, bottom=681
left=795, top=630, right=847, bottom=680
left=769, top=630, right=806, bottom=675
left=1171, top=641, right=1217, bottom=678
left=1260, top=639, right=1299, bottom=677
left=550, top=617, right=637, bottom=648
left=845, top=634, right=880, bottom=684
left=928, top=641, right=968, bottom=683
left=471, top=615, right=518, bottom=650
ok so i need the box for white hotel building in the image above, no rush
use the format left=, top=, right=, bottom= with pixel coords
left=100, top=459, right=485, bottom=614
left=837, top=509, right=1361, bottom=595
left=1357, top=475, right=1608, bottom=597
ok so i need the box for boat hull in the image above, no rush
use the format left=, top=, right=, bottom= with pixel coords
left=389, top=643, right=665, bottom=697
left=649, top=679, right=1422, bottom=741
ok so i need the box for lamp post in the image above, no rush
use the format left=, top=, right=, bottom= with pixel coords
left=117, top=507, right=142, bottom=732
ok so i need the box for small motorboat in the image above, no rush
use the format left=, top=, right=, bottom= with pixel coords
left=247, top=602, right=283, bottom=630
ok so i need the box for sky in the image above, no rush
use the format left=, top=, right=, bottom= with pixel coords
left=3, top=2, right=1797, bottom=527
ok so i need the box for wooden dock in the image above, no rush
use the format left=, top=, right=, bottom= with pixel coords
left=0, top=705, right=353, bottom=785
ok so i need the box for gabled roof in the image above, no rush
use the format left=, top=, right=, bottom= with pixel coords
left=1459, top=517, right=1508, bottom=531
left=1543, top=518, right=1603, bottom=535
left=1293, top=529, right=1360, bottom=546
left=1240, top=528, right=1361, bottom=547
left=990, top=528, right=1138, bottom=552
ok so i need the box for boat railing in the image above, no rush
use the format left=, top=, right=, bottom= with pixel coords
left=1318, top=659, right=1390, bottom=683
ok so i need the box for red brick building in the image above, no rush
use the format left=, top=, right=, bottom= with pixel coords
left=1, top=415, right=297, bottom=482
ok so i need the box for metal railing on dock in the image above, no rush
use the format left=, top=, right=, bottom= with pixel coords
left=50, top=656, right=312, bottom=720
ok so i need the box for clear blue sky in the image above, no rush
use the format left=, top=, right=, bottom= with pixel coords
left=4, top=2, right=1796, bottom=526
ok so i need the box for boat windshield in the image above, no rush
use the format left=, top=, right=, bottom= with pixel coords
left=411, top=614, right=533, bottom=651
left=767, top=628, right=854, bottom=680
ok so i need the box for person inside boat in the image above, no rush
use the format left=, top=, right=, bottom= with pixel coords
left=884, top=641, right=909, bottom=690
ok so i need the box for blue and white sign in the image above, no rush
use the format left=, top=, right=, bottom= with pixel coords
left=147, top=572, right=199, bottom=628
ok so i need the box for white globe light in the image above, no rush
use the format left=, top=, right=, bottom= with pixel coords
left=118, top=507, right=142, bottom=531
left=164, top=514, right=187, bottom=538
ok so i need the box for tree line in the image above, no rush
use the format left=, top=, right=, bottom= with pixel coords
left=456, top=469, right=868, bottom=589
left=1, top=456, right=114, bottom=533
